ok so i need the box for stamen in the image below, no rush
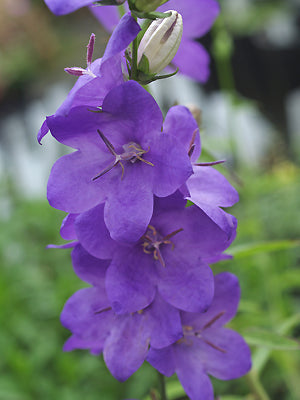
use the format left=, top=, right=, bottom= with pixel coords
left=87, top=33, right=95, bottom=67
left=202, top=338, right=227, bottom=353
left=188, top=129, right=198, bottom=158
left=162, top=228, right=183, bottom=241
left=93, top=131, right=153, bottom=181
left=202, top=311, right=226, bottom=330
left=97, top=129, right=117, bottom=156
left=194, top=160, right=225, bottom=167
left=141, top=225, right=183, bottom=267
left=94, top=306, right=112, bottom=314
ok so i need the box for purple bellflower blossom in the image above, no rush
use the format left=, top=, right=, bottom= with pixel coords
left=91, top=0, right=220, bottom=82
left=66, top=192, right=236, bottom=315
left=46, top=81, right=193, bottom=243
left=61, top=251, right=182, bottom=381
left=147, top=272, right=252, bottom=400
left=38, top=13, right=140, bottom=143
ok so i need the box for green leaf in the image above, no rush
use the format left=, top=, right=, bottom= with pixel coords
left=229, top=239, right=300, bottom=259
left=243, top=329, right=300, bottom=350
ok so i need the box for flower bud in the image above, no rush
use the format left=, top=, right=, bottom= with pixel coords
left=134, top=0, right=169, bottom=13
left=137, top=10, right=183, bottom=74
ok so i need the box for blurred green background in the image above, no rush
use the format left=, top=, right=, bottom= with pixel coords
left=0, top=0, right=299, bottom=399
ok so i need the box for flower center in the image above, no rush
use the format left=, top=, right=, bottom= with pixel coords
left=141, top=225, right=183, bottom=267
left=92, top=129, right=154, bottom=180
left=177, top=311, right=227, bottom=353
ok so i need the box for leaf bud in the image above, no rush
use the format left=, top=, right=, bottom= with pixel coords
left=137, top=10, right=183, bottom=74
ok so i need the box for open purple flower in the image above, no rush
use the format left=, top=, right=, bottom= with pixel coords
left=38, top=13, right=140, bottom=143
left=147, top=272, right=252, bottom=400
left=69, top=192, right=236, bottom=315
left=61, top=253, right=182, bottom=381
left=91, top=0, right=220, bottom=82
left=47, top=81, right=193, bottom=243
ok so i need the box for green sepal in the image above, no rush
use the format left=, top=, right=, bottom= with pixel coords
left=138, top=54, right=150, bottom=75
left=135, top=67, right=179, bottom=85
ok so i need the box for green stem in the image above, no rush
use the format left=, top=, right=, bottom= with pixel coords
left=158, top=372, right=167, bottom=400
left=130, top=13, right=139, bottom=80
left=246, top=370, right=271, bottom=400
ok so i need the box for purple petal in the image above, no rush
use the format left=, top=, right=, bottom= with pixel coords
left=44, top=0, right=94, bottom=15
left=89, top=4, right=120, bottom=32
left=198, top=328, right=252, bottom=380
left=182, top=272, right=241, bottom=330
left=147, top=346, right=176, bottom=377
left=187, top=166, right=239, bottom=208
left=60, top=287, right=113, bottom=343
left=174, top=344, right=214, bottom=400
left=46, top=106, right=107, bottom=150
left=101, top=13, right=141, bottom=65
left=71, top=244, right=109, bottom=287
left=75, top=204, right=117, bottom=259
left=164, top=105, right=201, bottom=162
left=158, top=252, right=214, bottom=313
left=63, top=335, right=102, bottom=354
left=149, top=134, right=193, bottom=197
left=47, top=150, right=110, bottom=213
left=159, top=0, right=220, bottom=39
left=106, top=250, right=157, bottom=314
left=97, top=81, right=163, bottom=143
left=60, top=213, right=78, bottom=240
left=146, top=295, right=182, bottom=349
left=173, top=39, right=210, bottom=83
left=104, top=165, right=154, bottom=243
left=37, top=120, right=49, bottom=144
left=104, top=314, right=149, bottom=381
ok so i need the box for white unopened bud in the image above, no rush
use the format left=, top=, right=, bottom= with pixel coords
left=137, top=10, right=183, bottom=74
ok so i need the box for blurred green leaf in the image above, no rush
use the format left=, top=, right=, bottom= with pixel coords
left=229, top=240, right=300, bottom=259
left=244, top=329, right=300, bottom=350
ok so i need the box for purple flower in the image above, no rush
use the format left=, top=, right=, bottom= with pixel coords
left=46, top=81, right=193, bottom=243
left=147, top=272, right=252, bottom=400
left=38, top=13, right=140, bottom=143
left=91, top=0, right=220, bottom=82
left=61, top=254, right=182, bottom=381
left=69, top=192, right=236, bottom=315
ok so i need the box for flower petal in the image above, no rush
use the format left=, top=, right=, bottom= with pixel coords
left=159, top=0, right=220, bottom=39
left=182, top=272, right=241, bottom=330
left=106, top=250, right=157, bottom=314
left=173, top=39, right=210, bottom=83
left=147, top=346, right=176, bottom=377
left=149, top=133, right=193, bottom=197
left=104, top=165, right=154, bottom=243
left=75, top=204, right=116, bottom=259
left=174, top=344, right=214, bottom=400
left=71, top=244, right=109, bottom=287
left=164, top=105, right=201, bottom=162
left=146, top=295, right=182, bottom=349
left=104, top=314, right=149, bottom=381
left=47, top=150, right=110, bottom=213
left=158, top=252, right=214, bottom=313
left=200, top=328, right=252, bottom=380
